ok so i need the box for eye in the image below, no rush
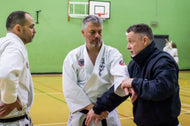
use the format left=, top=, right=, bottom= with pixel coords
left=90, top=31, right=95, bottom=34
left=30, top=24, right=34, bottom=29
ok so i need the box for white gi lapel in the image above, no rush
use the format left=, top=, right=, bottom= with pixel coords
left=83, top=45, right=94, bottom=75
left=83, top=44, right=107, bottom=103
left=94, top=43, right=105, bottom=76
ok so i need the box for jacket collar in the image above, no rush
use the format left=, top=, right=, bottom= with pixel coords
left=132, top=41, right=157, bottom=66
left=6, top=32, right=25, bottom=46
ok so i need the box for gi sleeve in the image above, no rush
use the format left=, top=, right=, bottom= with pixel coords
left=109, top=48, right=129, bottom=96
left=93, top=85, right=128, bottom=114
left=0, top=46, right=23, bottom=104
left=132, top=56, right=179, bottom=101
left=163, top=42, right=172, bottom=52
left=62, top=54, right=91, bottom=113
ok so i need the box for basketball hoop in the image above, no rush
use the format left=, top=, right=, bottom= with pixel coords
left=98, top=13, right=102, bottom=18
left=97, top=13, right=106, bottom=22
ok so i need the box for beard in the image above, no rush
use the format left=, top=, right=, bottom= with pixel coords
left=90, top=41, right=102, bottom=48
left=90, top=38, right=102, bottom=47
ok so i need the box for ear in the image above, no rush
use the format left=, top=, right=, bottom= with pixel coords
left=81, top=29, right=85, bottom=37
left=14, top=24, right=22, bottom=34
left=143, top=36, right=149, bottom=46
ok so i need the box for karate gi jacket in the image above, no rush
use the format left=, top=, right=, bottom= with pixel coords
left=163, top=42, right=179, bottom=64
left=62, top=43, right=128, bottom=126
left=0, top=33, right=34, bottom=118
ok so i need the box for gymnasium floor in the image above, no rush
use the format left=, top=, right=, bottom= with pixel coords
left=30, top=71, right=190, bottom=126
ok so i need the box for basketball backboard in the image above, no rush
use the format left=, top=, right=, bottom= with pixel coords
left=89, top=1, right=110, bottom=19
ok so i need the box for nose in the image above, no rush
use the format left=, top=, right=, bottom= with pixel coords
left=33, top=28, right=36, bottom=34
left=127, top=43, right=130, bottom=50
left=95, top=32, right=101, bottom=38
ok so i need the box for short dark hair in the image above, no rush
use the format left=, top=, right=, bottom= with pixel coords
left=127, top=24, right=154, bottom=41
left=6, top=11, right=30, bottom=30
left=82, top=15, right=102, bottom=30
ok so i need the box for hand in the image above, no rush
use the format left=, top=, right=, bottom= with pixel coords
left=85, top=109, right=108, bottom=126
left=85, top=109, right=98, bottom=126
left=129, top=88, right=138, bottom=103
left=123, top=87, right=130, bottom=96
left=121, top=78, right=133, bottom=96
left=99, top=111, right=109, bottom=120
left=84, top=104, right=94, bottom=111
left=121, top=78, right=133, bottom=89
left=165, top=38, right=169, bottom=43
left=0, top=98, right=22, bottom=117
left=123, top=88, right=138, bottom=103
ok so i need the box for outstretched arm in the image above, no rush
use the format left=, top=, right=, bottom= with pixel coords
left=85, top=85, right=138, bottom=126
left=93, top=85, right=128, bottom=114
left=85, top=85, right=128, bottom=125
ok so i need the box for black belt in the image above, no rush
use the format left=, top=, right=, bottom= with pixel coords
left=80, top=109, right=107, bottom=126
left=0, top=114, right=28, bottom=123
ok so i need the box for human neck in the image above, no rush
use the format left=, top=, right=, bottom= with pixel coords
left=86, top=46, right=101, bottom=65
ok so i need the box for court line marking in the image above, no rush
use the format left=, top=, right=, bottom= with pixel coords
left=34, top=122, right=67, bottom=126
left=182, top=103, right=190, bottom=107
left=180, top=89, right=190, bottom=93
left=35, top=92, right=63, bottom=95
left=120, top=117, right=134, bottom=120
left=33, top=117, right=134, bottom=126
left=33, top=80, right=63, bottom=93
left=180, top=86, right=190, bottom=90
left=119, top=113, right=133, bottom=120
left=34, top=86, right=133, bottom=119
left=181, top=108, right=190, bottom=113
left=34, top=84, right=190, bottom=115
left=181, top=111, right=190, bottom=114
left=34, top=87, right=67, bottom=104
left=35, top=80, right=190, bottom=121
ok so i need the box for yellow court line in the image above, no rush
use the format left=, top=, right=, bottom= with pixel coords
left=181, top=103, right=190, bottom=107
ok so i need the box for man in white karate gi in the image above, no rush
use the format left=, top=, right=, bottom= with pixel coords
left=0, top=11, right=36, bottom=125
left=163, top=39, right=179, bottom=64
left=62, top=15, right=130, bottom=126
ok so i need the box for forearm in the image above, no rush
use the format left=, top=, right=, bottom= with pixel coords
left=93, top=85, right=128, bottom=114
left=0, top=77, right=18, bottom=104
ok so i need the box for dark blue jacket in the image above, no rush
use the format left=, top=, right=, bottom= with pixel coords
left=93, top=42, right=181, bottom=126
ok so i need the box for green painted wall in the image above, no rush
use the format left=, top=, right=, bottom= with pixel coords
left=0, top=0, right=190, bottom=73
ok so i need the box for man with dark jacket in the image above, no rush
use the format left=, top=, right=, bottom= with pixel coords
left=85, top=24, right=181, bottom=126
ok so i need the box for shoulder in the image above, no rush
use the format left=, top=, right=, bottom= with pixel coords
left=64, top=45, right=84, bottom=63
left=155, top=51, right=174, bottom=61
left=104, top=45, right=121, bottom=56
left=0, top=36, right=22, bottom=54
left=151, top=51, right=178, bottom=70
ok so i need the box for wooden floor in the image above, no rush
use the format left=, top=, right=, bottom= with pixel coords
left=30, top=71, right=190, bottom=126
